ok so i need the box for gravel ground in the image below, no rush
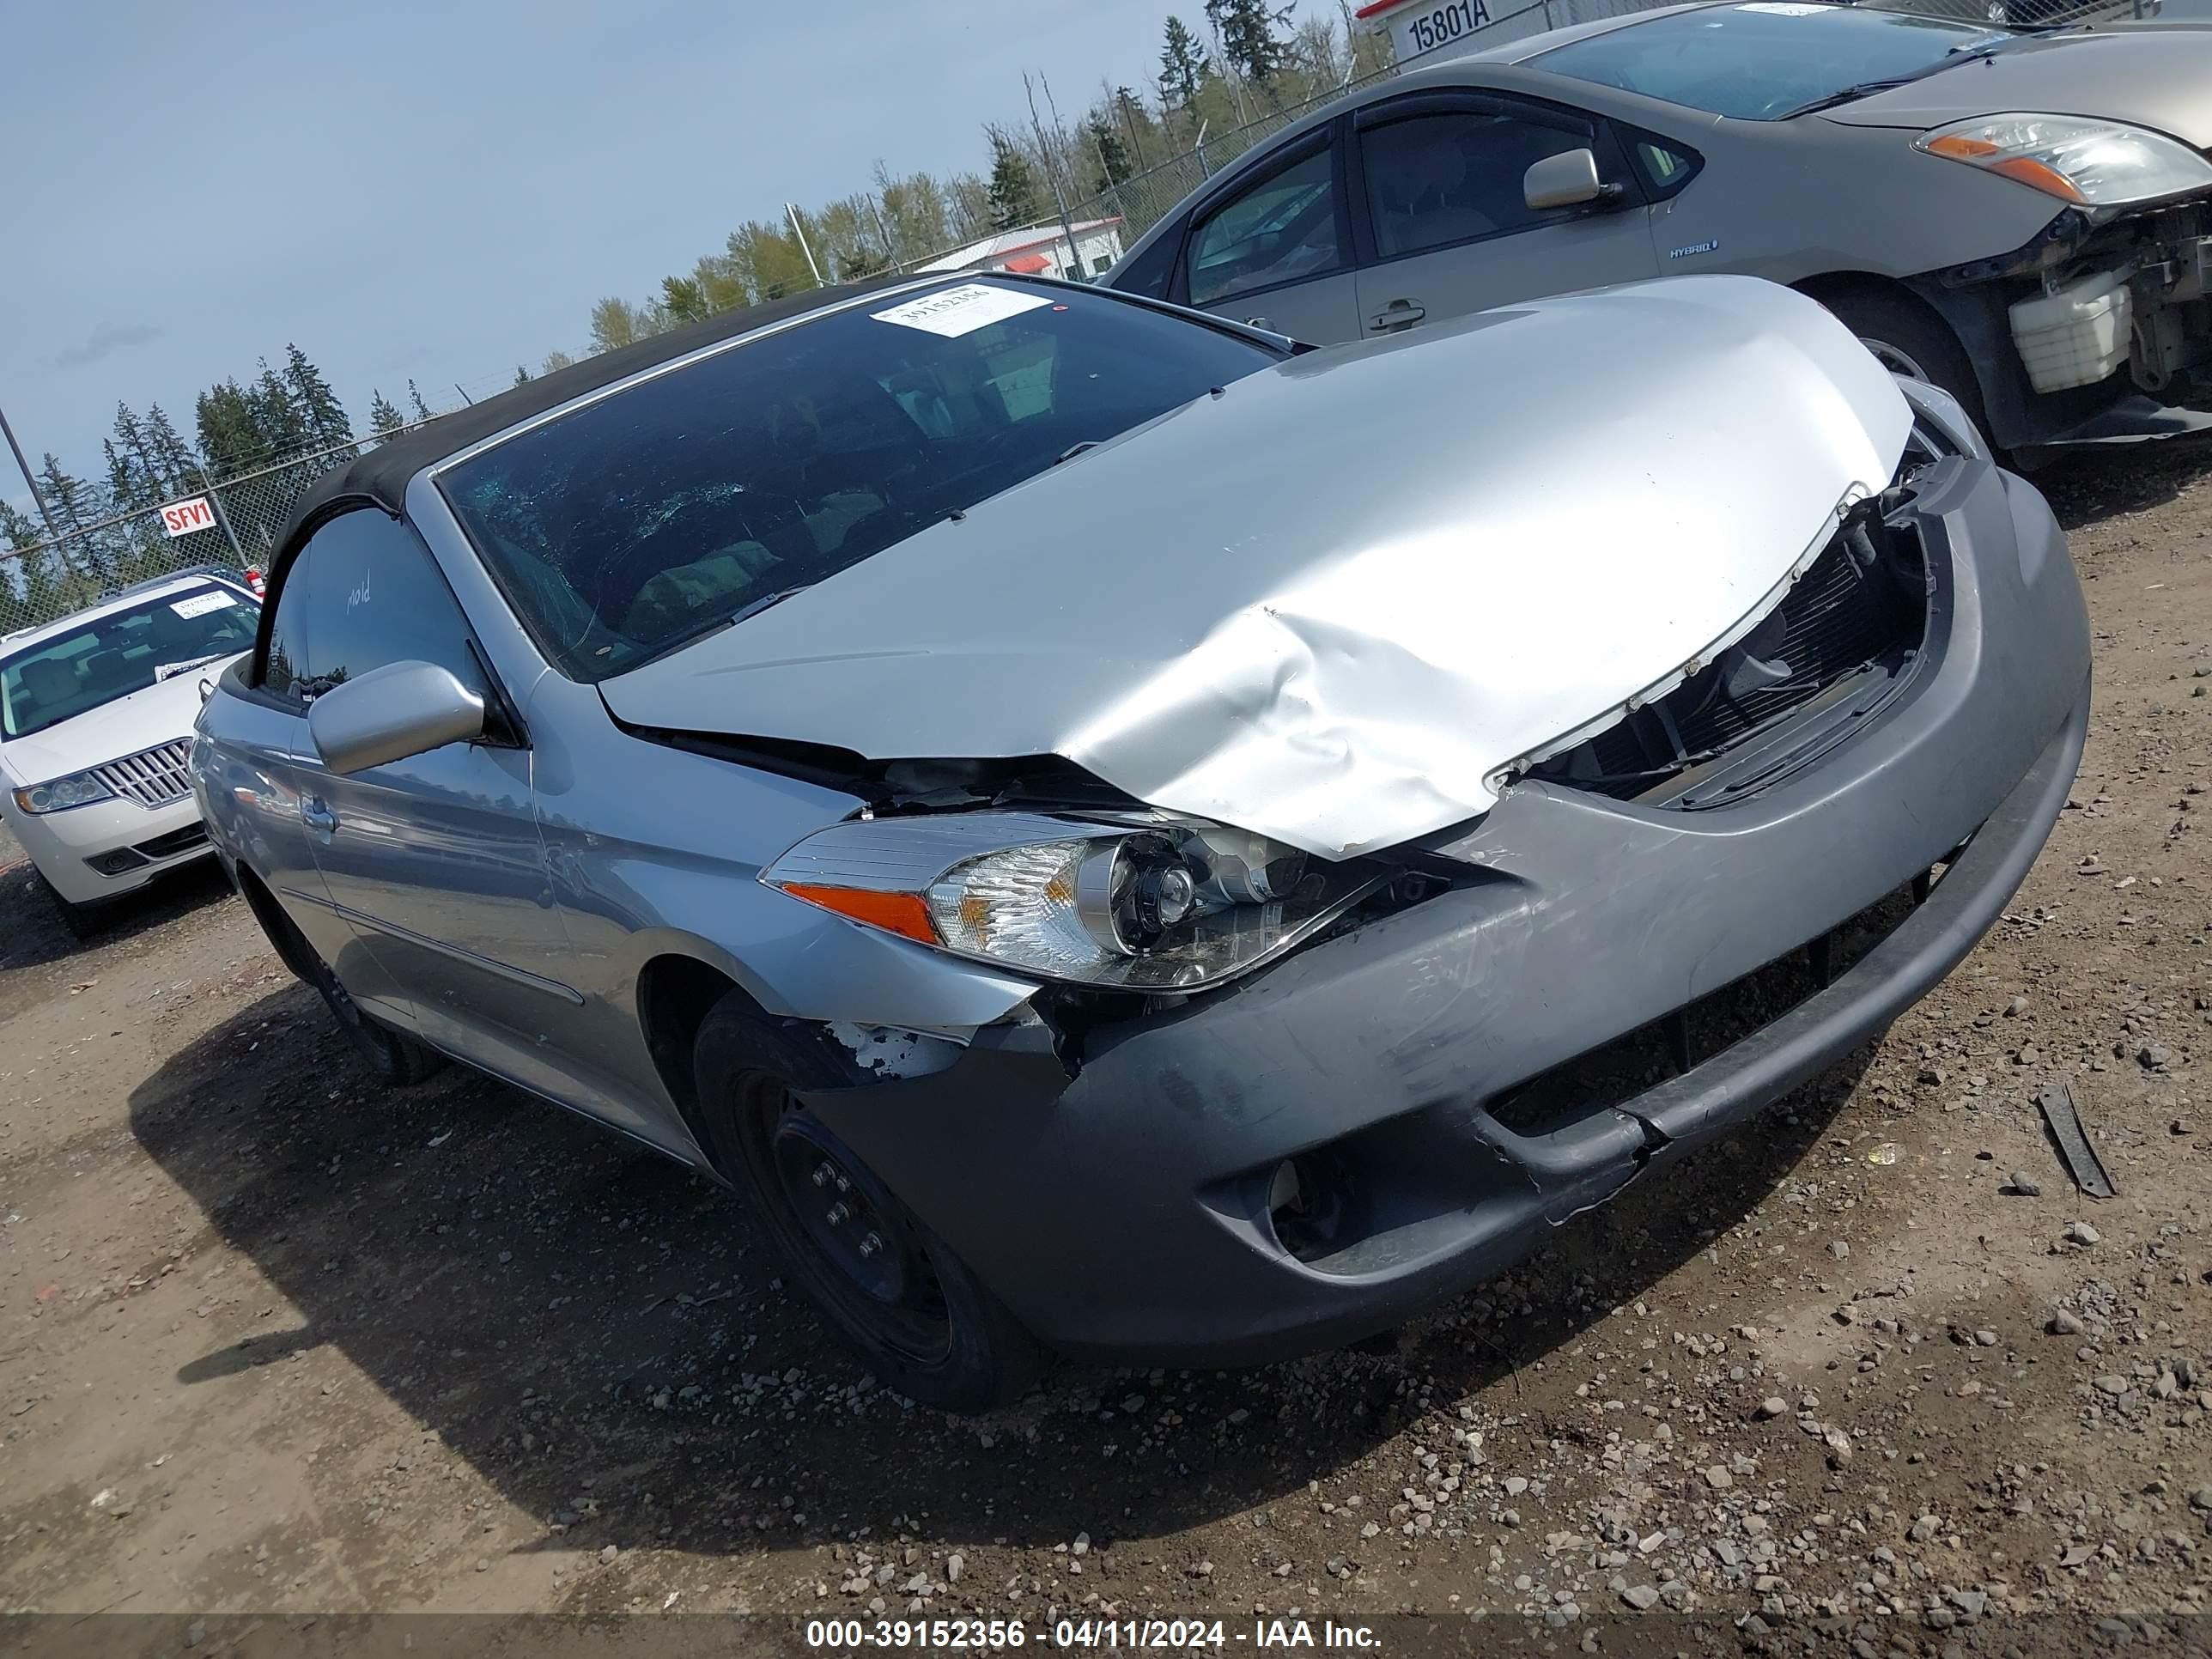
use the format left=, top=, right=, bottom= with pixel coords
left=3, top=440, right=2211, bottom=1654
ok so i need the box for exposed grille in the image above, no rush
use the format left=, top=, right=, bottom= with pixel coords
left=134, top=822, right=209, bottom=860
left=92, top=738, right=194, bottom=807
left=1533, top=507, right=1926, bottom=802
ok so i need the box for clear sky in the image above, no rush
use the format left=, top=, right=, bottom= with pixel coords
left=0, top=0, right=1180, bottom=501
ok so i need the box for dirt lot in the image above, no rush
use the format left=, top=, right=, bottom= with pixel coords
left=4, top=441, right=2211, bottom=1654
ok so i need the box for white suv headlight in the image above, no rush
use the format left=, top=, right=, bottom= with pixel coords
left=763, top=811, right=1382, bottom=991
left=13, top=769, right=115, bottom=814
left=1916, top=114, right=2212, bottom=209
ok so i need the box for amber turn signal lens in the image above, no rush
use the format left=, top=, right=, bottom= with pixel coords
left=776, top=883, right=939, bottom=944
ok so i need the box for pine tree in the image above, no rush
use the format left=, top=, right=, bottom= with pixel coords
left=1159, top=15, right=1211, bottom=113
left=36, top=453, right=93, bottom=539
left=144, top=404, right=198, bottom=494
left=367, top=390, right=407, bottom=441
left=1086, top=112, right=1134, bottom=194
left=36, top=453, right=106, bottom=580
left=103, top=439, right=137, bottom=513
left=407, top=380, right=434, bottom=422
left=513, top=364, right=533, bottom=386
left=109, top=404, right=157, bottom=503
left=1207, top=0, right=1293, bottom=88
left=248, top=358, right=309, bottom=462
left=282, top=344, right=351, bottom=449
left=0, top=500, right=40, bottom=551
left=660, top=275, right=710, bottom=325
left=986, top=127, right=1043, bottom=232
left=195, top=380, right=262, bottom=477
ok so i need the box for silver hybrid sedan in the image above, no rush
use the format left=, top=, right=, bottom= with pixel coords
left=1104, top=1, right=2212, bottom=455
left=192, top=271, right=2088, bottom=1410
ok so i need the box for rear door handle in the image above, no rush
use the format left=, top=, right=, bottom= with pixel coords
left=302, top=799, right=338, bottom=836
left=1370, top=300, right=1426, bottom=331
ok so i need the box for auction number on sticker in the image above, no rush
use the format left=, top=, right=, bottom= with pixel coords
left=1401, top=0, right=1490, bottom=56
left=805, top=1620, right=1030, bottom=1649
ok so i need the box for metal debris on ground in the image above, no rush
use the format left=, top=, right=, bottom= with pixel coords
left=2036, top=1078, right=2117, bottom=1200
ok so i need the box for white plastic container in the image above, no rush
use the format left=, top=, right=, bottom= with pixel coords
left=2008, top=269, right=2133, bottom=394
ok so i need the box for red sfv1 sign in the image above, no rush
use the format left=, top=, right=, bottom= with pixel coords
left=159, top=495, right=217, bottom=538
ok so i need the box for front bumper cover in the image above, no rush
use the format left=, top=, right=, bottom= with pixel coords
left=801, top=455, right=2091, bottom=1367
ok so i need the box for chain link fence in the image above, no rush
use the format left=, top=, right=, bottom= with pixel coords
left=1055, top=0, right=2156, bottom=241
left=0, top=431, right=418, bottom=640
left=3, top=0, right=2162, bottom=644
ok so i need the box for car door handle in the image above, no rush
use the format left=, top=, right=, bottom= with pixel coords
left=1370, top=300, right=1425, bottom=331
left=302, top=799, right=338, bottom=836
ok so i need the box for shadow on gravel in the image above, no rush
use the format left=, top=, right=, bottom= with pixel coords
left=0, top=854, right=235, bottom=975
left=130, top=984, right=1869, bottom=1564
left=2033, top=430, right=2212, bottom=534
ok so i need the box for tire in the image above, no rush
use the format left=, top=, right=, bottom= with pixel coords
left=259, top=897, right=444, bottom=1085
left=1820, top=289, right=1993, bottom=448
left=39, top=872, right=105, bottom=940
left=693, top=994, right=1042, bottom=1413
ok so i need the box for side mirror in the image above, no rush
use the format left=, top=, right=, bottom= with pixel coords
left=1523, top=148, right=1613, bottom=212
left=308, top=659, right=485, bottom=776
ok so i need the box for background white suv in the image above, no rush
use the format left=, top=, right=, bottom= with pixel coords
left=0, top=568, right=261, bottom=936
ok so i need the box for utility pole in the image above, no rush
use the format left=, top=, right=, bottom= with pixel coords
left=0, top=401, right=64, bottom=550
left=786, top=203, right=825, bottom=287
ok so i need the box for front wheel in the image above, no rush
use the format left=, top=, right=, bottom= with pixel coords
left=251, top=886, right=444, bottom=1085
left=38, top=872, right=105, bottom=941
left=1822, top=290, right=1993, bottom=449
left=694, top=996, right=1041, bottom=1413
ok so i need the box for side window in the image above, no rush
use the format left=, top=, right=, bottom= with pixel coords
left=1360, top=105, right=1618, bottom=261
left=1109, top=223, right=1184, bottom=301
left=1627, top=132, right=1703, bottom=199
left=284, top=510, right=486, bottom=701
left=1186, top=143, right=1344, bottom=307
left=258, top=550, right=315, bottom=708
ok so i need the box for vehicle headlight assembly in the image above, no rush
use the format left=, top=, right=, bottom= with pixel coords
left=1916, top=114, right=2212, bottom=210
left=12, top=769, right=115, bottom=815
left=763, top=811, right=1382, bottom=990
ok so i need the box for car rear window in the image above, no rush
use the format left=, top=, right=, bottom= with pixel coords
left=1, top=581, right=259, bottom=739
left=1533, top=4, right=2013, bottom=121
left=440, top=282, right=1280, bottom=682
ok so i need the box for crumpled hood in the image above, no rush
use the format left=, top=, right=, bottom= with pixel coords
left=601, top=275, right=1911, bottom=860
left=1821, top=31, right=2212, bottom=148
left=0, top=658, right=240, bottom=786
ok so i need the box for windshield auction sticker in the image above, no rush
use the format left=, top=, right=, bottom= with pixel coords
left=170, top=590, right=238, bottom=617
left=872, top=283, right=1054, bottom=338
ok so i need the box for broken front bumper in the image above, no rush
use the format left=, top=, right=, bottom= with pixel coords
left=801, top=455, right=2091, bottom=1367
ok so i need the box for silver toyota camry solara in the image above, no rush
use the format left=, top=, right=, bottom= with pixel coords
left=191, top=270, right=2090, bottom=1411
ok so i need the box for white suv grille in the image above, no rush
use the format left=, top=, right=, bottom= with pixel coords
left=92, top=738, right=195, bottom=808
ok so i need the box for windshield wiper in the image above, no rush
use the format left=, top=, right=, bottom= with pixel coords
left=1779, top=46, right=2008, bottom=119
left=1056, top=440, right=1103, bottom=465
left=625, top=585, right=815, bottom=672
left=155, top=652, right=229, bottom=683
left=1779, top=77, right=1916, bottom=118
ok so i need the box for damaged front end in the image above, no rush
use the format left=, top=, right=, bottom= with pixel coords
left=1934, top=193, right=2212, bottom=417
left=1517, top=422, right=1950, bottom=808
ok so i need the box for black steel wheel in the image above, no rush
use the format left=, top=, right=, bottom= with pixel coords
left=245, top=887, right=444, bottom=1086
left=37, top=872, right=105, bottom=941
left=694, top=994, right=1040, bottom=1413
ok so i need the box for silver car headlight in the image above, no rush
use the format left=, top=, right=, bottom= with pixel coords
left=1916, top=114, right=2212, bottom=209
left=763, top=811, right=1382, bottom=991
left=12, top=769, right=116, bottom=815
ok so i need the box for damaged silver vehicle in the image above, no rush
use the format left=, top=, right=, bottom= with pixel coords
left=191, top=271, right=2089, bottom=1410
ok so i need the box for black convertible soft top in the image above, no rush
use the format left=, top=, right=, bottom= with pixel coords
left=277, top=274, right=914, bottom=545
